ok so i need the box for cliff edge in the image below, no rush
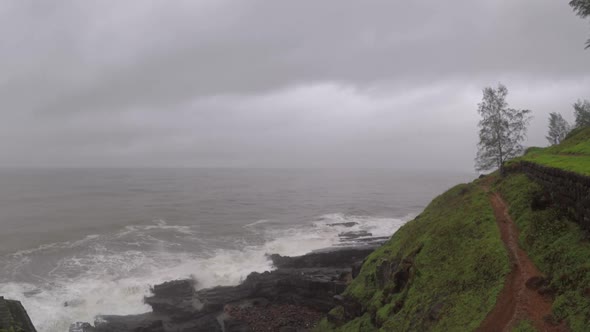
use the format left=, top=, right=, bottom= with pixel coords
left=318, top=127, right=590, bottom=331
left=0, top=297, right=36, bottom=332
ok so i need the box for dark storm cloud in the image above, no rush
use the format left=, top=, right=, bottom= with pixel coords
left=0, top=0, right=589, bottom=169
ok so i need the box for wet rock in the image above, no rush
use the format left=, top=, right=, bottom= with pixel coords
left=338, top=230, right=372, bottom=239
left=226, top=303, right=322, bottom=332
left=74, top=245, right=377, bottom=332
left=240, top=267, right=351, bottom=311
left=64, top=298, right=86, bottom=308
left=23, top=289, right=42, bottom=298
left=270, top=247, right=376, bottom=269
left=93, top=313, right=165, bottom=332
left=217, top=312, right=251, bottom=332
left=351, top=260, right=364, bottom=279
left=353, top=236, right=390, bottom=243
left=69, top=322, right=95, bottom=332
left=327, top=222, right=358, bottom=227
left=145, top=279, right=204, bottom=322
left=152, top=279, right=196, bottom=298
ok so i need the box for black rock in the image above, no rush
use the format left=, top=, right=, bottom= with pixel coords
left=338, top=230, right=372, bottom=239
left=74, top=245, right=378, bottom=332
left=69, top=322, right=95, bottom=332
left=270, top=247, right=377, bottom=269
left=327, top=222, right=358, bottom=227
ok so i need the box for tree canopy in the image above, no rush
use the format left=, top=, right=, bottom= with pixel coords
left=570, top=0, right=590, bottom=48
left=475, top=84, right=532, bottom=174
left=574, top=100, right=590, bottom=128
left=546, top=112, right=570, bottom=145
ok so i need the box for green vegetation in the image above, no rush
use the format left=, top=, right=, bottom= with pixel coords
left=475, top=83, right=532, bottom=174
left=511, top=320, right=536, bottom=332
left=497, top=174, right=590, bottom=331
left=314, top=127, right=590, bottom=331
left=316, top=182, right=509, bottom=331
left=518, top=126, right=590, bottom=175
left=0, top=298, right=33, bottom=332
left=546, top=112, right=570, bottom=145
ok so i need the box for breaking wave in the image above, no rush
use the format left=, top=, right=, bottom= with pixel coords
left=0, top=213, right=410, bottom=332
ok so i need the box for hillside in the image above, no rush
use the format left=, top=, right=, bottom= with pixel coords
left=318, top=128, right=590, bottom=331
left=519, top=127, right=590, bottom=176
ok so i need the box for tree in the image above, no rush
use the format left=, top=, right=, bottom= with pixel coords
left=574, top=99, right=590, bottom=128
left=569, top=0, right=590, bottom=48
left=546, top=112, right=570, bottom=145
left=475, top=84, right=532, bottom=175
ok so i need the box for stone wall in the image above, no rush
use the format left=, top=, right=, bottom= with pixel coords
left=509, top=161, right=590, bottom=230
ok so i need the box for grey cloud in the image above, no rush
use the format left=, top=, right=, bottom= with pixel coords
left=0, top=0, right=589, bottom=169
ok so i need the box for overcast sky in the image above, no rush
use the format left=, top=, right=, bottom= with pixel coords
left=1, top=0, right=589, bottom=170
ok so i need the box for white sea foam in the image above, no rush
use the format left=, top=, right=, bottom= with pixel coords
left=0, top=213, right=410, bottom=332
left=11, top=235, right=101, bottom=258
left=243, top=219, right=272, bottom=228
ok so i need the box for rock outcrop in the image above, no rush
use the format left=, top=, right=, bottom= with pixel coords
left=70, top=245, right=379, bottom=332
left=0, top=296, right=37, bottom=332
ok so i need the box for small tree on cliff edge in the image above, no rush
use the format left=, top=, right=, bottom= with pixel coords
left=475, top=84, right=532, bottom=175
left=546, top=112, right=570, bottom=145
left=574, top=99, right=590, bottom=128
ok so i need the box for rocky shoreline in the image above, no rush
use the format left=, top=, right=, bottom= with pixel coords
left=69, top=238, right=383, bottom=332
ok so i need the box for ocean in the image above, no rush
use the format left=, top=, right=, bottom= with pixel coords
left=0, top=168, right=473, bottom=332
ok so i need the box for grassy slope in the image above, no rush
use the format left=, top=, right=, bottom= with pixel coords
left=519, top=126, right=590, bottom=175
left=317, top=182, right=509, bottom=331
left=505, top=127, right=590, bottom=330
left=316, top=128, right=590, bottom=331
left=497, top=174, right=590, bottom=331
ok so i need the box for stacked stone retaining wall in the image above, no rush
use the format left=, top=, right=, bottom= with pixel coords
left=509, top=161, right=590, bottom=230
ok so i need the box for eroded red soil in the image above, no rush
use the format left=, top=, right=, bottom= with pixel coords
left=478, top=192, right=567, bottom=332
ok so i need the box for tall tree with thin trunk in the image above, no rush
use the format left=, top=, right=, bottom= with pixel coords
left=574, top=99, right=590, bottom=128
left=546, top=112, right=570, bottom=145
left=475, top=84, right=532, bottom=175
left=569, top=0, right=590, bottom=48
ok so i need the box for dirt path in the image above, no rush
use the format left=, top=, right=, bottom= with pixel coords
left=477, top=192, right=566, bottom=332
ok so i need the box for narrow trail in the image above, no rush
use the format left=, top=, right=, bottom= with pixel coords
left=477, top=191, right=567, bottom=332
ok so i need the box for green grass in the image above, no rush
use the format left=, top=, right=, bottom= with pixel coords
left=497, top=174, right=590, bottom=331
left=317, top=182, right=510, bottom=331
left=511, top=320, right=536, bottom=332
left=517, top=126, right=590, bottom=175
left=316, top=126, right=590, bottom=331
left=520, top=154, right=590, bottom=175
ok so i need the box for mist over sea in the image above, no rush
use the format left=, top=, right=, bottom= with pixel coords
left=0, top=168, right=472, bottom=332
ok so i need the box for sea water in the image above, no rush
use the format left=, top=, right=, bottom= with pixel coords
left=0, top=168, right=472, bottom=332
